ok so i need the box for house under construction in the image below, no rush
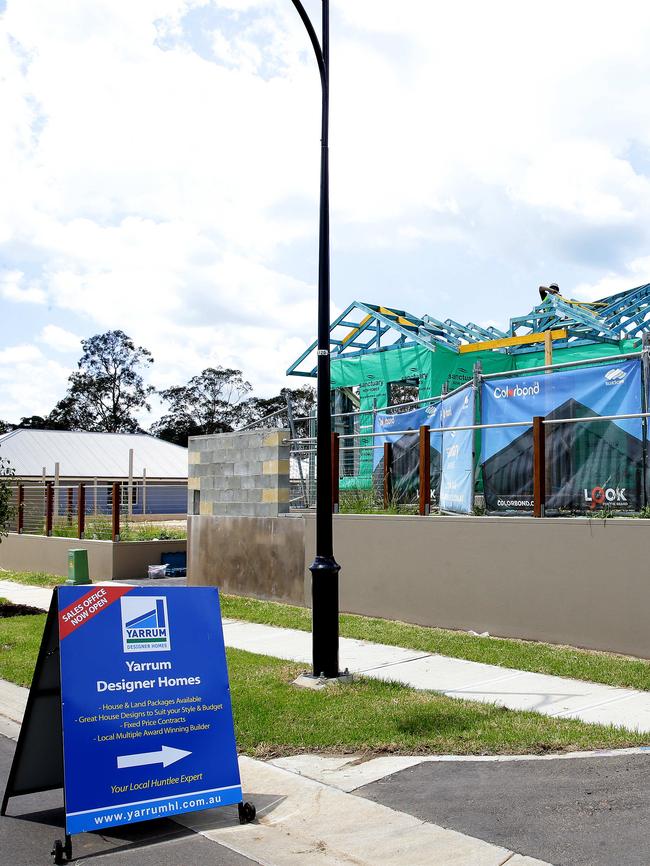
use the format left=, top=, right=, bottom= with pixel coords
left=287, top=282, right=650, bottom=484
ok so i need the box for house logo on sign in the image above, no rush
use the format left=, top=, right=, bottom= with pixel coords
left=604, top=368, right=626, bottom=386
left=120, top=597, right=171, bottom=653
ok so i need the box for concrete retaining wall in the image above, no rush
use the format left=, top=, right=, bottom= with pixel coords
left=188, top=511, right=650, bottom=659
left=305, top=514, right=650, bottom=660
left=0, top=533, right=187, bottom=581
left=188, top=515, right=304, bottom=605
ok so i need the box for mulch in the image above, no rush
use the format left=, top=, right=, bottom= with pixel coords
left=0, top=602, right=44, bottom=618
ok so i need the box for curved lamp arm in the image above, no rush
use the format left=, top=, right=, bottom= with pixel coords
left=289, top=0, right=327, bottom=93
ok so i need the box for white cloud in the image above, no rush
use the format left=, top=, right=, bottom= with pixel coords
left=0, top=344, right=43, bottom=364
left=0, top=356, right=70, bottom=421
left=0, top=271, right=46, bottom=304
left=3, top=0, right=650, bottom=421
left=574, top=256, right=650, bottom=302
left=39, top=325, right=82, bottom=353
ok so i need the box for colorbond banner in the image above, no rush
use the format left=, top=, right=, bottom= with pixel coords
left=439, top=386, right=475, bottom=514
left=481, top=359, right=644, bottom=514
left=373, top=403, right=442, bottom=504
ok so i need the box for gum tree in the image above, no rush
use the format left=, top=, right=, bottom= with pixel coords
left=49, top=331, right=154, bottom=432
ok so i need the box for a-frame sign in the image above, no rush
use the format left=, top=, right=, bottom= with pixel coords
left=2, top=585, right=255, bottom=864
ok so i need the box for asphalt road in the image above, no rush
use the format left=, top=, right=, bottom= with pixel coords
left=358, top=753, right=650, bottom=866
left=0, top=736, right=255, bottom=866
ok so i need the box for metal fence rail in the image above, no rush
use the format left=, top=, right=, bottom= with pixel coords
left=289, top=410, right=650, bottom=517
left=6, top=483, right=187, bottom=541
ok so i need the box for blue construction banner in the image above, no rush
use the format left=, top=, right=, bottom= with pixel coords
left=439, top=386, right=475, bottom=514
left=481, top=359, right=644, bottom=513
left=58, top=585, right=242, bottom=834
left=373, top=403, right=442, bottom=503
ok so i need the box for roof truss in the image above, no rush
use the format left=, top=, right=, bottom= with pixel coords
left=287, top=283, right=650, bottom=377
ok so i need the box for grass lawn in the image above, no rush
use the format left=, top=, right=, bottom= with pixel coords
left=0, top=569, right=66, bottom=588
left=1, top=609, right=648, bottom=756
left=3, top=568, right=650, bottom=694
left=220, top=595, right=650, bottom=693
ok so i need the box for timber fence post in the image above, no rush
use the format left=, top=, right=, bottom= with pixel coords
left=533, top=416, right=546, bottom=518
left=419, top=425, right=431, bottom=515
left=383, top=441, right=393, bottom=510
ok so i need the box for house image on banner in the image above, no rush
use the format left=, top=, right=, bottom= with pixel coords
left=0, top=429, right=187, bottom=519
left=482, top=398, right=644, bottom=514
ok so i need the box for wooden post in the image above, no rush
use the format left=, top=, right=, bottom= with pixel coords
left=17, top=484, right=24, bottom=533
left=112, top=482, right=121, bottom=542
left=54, top=462, right=60, bottom=518
left=544, top=330, right=553, bottom=371
left=383, top=441, right=393, bottom=509
left=45, top=482, right=53, bottom=536
left=128, top=448, right=134, bottom=519
left=77, top=484, right=85, bottom=539
left=331, top=432, right=339, bottom=513
left=419, top=425, right=431, bottom=515
left=533, top=416, right=546, bottom=518
left=66, top=487, right=74, bottom=524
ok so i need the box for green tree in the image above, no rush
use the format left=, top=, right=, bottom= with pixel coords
left=49, top=331, right=154, bottom=432
left=153, top=367, right=252, bottom=446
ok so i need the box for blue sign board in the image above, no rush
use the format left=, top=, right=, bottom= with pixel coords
left=373, top=403, right=442, bottom=470
left=57, top=586, right=242, bottom=834
left=439, top=386, right=475, bottom=514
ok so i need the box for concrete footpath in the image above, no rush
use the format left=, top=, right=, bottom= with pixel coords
left=2, top=580, right=650, bottom=733
left=0, top=684, right=549, bottom=866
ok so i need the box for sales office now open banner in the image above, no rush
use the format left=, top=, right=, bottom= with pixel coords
left=480, top=359, right=644, bottom=514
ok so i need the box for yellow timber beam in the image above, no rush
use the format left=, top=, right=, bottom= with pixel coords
left=340, top=314, right=372, bottom=346
left=458, top=329, right=568, bottom=354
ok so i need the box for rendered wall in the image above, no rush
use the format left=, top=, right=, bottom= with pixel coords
left=187, top=510, right=650, bottom=659
left=187, top=514, right=305, bottom=605
left=0, top=533, right=186, bottom=581
left=304, top=513, right=650, bottom=659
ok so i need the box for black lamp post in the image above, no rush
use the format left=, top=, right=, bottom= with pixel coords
left=289, top=0, right=340, bottom=679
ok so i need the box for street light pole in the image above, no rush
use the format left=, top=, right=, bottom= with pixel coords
left=290, top=0, right=340, bottom=679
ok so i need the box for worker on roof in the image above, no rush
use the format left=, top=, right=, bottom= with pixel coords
left=539, top=283, right=560, bottom=301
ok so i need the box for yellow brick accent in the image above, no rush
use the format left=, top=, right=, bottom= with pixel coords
left=189, top=450, right=201, bottom=464
left=199, top=500, right=213, bottom=515
left=263, top=431, right=285, bottom=447
left=263, top=459, right=290, bottom=475
left=262, top=487, right=290, bottom=503
left=188, top=476, right=200, bottom=490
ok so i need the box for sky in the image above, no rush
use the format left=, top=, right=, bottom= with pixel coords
left=2, top=0, right=650, bottom=425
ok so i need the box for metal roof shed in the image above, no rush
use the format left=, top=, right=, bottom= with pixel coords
left=0, top=429, right=187, bottom=481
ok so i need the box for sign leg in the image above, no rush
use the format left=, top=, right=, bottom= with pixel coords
left=238, top=801, right=256, bottom=824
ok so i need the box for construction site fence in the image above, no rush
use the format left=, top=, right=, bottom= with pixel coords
left=5, top=482, right=187, bottom=541
left=289, top=413, right=650, bottom=517
left=288, top=351, right=650, bottom=517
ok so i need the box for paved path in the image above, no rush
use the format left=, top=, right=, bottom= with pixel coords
left=2, top=579, right=650, bottom=733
